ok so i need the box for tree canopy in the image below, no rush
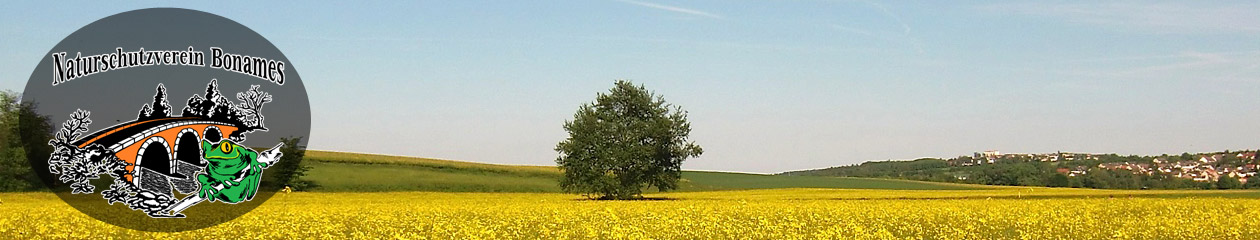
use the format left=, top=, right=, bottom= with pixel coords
left=262, top=137, right=315, bottom=191
left=0, top=91, right=52, bottom=191
left=555, top=80, right=702, bottom=200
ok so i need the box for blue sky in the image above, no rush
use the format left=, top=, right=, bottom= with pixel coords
left=4, top=1, right=1260, bottom=173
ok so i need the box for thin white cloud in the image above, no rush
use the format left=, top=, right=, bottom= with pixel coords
left=1221, top=61, right=1260, bottom=80
left=571, top=35, right=882, bottom=53
left=862, top=0, right=911, bottom=34
left=831, top=24, right=889, bottom=41
left=1044, top=50, right=1260, bottom=82
left=1062, top=50, right=1260, bottom=64
left=616, top=0, right=723, bottom=19
left=980, top=2, right=1260, bottom=34
left=1118, top=51, right=1230, bottom=75
left=831, top=24, right=922, bottom=54
left=832, top=1, right=925, bottom=54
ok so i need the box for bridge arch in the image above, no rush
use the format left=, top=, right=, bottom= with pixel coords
left=134, top=136, right=174, bottom=185
left=174, top=128, right=204, bottom=166
left=203, top=126, right=223, bottom=143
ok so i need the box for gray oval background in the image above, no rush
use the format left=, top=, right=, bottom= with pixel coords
left=21, top=8, right=310, bottom=232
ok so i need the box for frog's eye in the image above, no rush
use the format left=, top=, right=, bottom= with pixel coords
left=220, top=142, right=233, bottom=153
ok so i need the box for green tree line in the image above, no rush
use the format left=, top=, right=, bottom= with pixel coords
left=783, top=154, right=1260, bottom=190
left=0, top=91, right=50, bottom=191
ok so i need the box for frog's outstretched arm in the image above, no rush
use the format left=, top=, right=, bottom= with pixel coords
left=256, top=142, right=284, bottom=167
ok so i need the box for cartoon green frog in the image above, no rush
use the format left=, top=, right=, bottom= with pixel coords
left=197, top=140, right=277, bottom=203
left=151, top=140, right=282, bottom=218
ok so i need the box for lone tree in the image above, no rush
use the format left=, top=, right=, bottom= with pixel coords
left=262, top=137, right=316, bottom=191
left=555, top=80, right=702, bottom=200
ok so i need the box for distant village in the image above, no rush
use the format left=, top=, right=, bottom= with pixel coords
left=948, top=150, right=1259, bottom=184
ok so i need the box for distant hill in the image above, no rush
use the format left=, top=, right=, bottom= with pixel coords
left=298, top=151, right=984, bottom=192
left=780, top=158, right=954, bottom=179
left=779, top=152, right=1259, bottom=190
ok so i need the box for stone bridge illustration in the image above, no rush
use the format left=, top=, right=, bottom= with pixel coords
left=48, top=80, right=273, bottom=199
left=72, top=116, right=238, bottom=189
left=44, top=80, right=275, bottom=216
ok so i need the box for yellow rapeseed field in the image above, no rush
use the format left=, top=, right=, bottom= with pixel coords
left=1, top=188, right=1257, bottom=239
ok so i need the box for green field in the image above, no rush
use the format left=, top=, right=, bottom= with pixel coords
left=9, top=150, right=1260, bottom=238
left=299, top=150, right=985, bottom=192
